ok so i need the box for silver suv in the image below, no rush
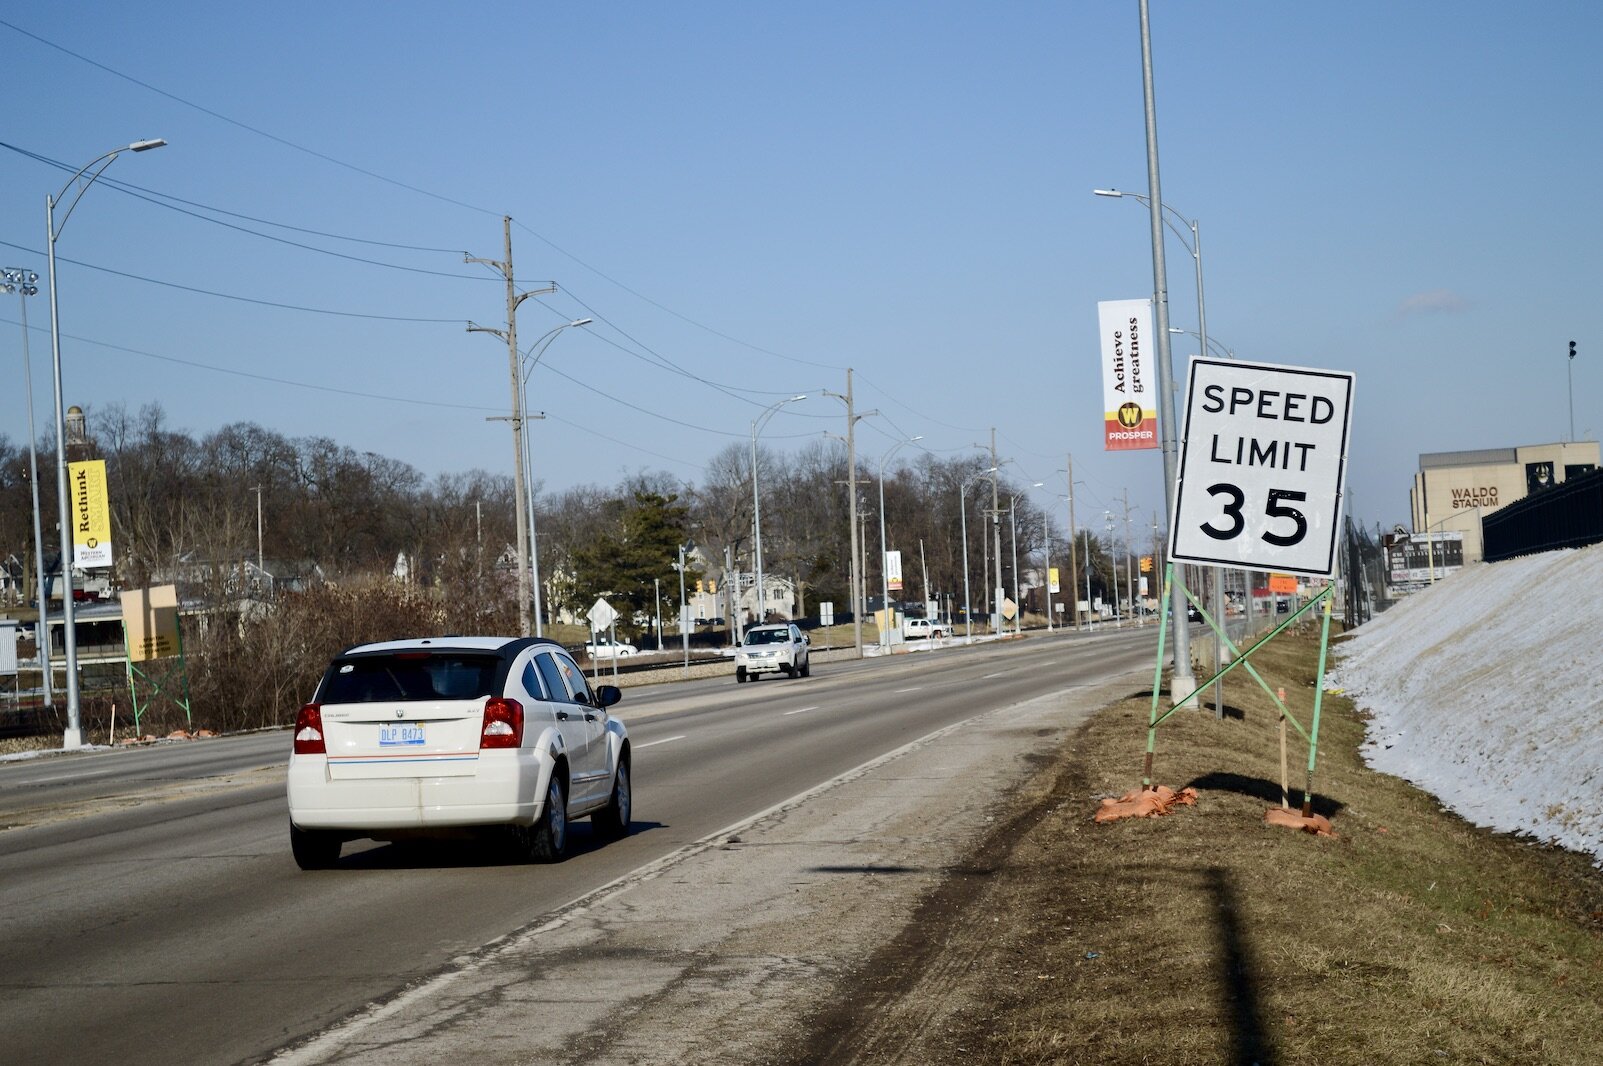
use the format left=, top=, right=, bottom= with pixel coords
left=734, top=623, right=810, bottom=682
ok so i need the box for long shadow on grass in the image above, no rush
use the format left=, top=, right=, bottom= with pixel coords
left=1185, top=770, right=1345, bottom=819
left=1206, top=865, right=1276, bottom=1065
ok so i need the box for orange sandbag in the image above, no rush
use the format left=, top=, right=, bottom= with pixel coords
left=1094, top=785, right=1198, bottom=823
left=1264, top=808, right=1336, bottom=836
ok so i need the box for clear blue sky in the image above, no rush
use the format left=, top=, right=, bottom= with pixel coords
left=2, top=2, right=1599, bottom=541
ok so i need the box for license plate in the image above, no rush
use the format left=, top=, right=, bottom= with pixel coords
left=379, top=723, right=426, bottom=746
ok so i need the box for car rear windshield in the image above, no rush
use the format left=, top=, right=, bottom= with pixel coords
left=319, top=653, right=502, bottom=703
left=745, top=629, right=789, bottom=645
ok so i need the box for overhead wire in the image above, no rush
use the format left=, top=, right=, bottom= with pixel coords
left=0, top=238, right=464, bottom=323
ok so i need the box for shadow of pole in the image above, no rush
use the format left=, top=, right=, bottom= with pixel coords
left=1207, top=865, right=1276, bottom=1066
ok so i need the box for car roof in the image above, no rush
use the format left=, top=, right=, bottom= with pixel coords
left=748, top=623, right=792, bottom=632
left=335, top=636, right=560, bottom=657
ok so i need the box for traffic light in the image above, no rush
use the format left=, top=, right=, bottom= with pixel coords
left=1140, top=555, right=1153, bottom=573
left=709, top=580, right=717, bottom=595
left=696, top=579, right=704, bottom=594
left=1571, top=340, right=1579, bottom=360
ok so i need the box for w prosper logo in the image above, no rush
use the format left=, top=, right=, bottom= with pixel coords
left=1117, top=402, right=1145, bottom=429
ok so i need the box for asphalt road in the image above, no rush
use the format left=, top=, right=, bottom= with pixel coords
left=0, top=625, right=1170, bottom=1066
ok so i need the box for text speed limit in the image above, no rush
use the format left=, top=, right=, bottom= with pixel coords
left=1169, top=358, right=1355, bottom=578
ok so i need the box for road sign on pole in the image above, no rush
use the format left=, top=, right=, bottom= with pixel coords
left=1169, top=358, right=1355, bottom=578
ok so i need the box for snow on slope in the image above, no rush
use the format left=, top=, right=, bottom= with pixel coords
left=1331, top=542, right=1603, bottom=863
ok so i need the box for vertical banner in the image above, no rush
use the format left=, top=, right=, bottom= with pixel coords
left=885, top=550, right=904, bottom=591
left=1097, top=299, right=1158, bottom=451
left=68, top=459, right=113, bottom=569
left=1048, top=567, right=1060, bottom=594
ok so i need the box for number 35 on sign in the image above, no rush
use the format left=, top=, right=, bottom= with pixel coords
left=1170, top=358, right=1355, bottom=578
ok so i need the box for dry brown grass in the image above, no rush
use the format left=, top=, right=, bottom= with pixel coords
left=816, top=624, right=1603, bottom=1066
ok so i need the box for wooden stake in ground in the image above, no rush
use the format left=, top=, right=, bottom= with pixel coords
left=1277, top=687, right=1289, bottom=809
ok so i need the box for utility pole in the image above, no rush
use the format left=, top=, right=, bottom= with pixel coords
left=467, top=217, right=553, bottom=637
left=823, top=369, right=876, bottom=658
left=989, top=429, right=1004, bottom=635
left=1121, top=489, right=1135, bottom=622
left=1067, top=454, right=1080, bottom=630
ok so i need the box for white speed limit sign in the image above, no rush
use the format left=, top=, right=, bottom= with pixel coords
left=1170, top=358, right=1355, bottom=578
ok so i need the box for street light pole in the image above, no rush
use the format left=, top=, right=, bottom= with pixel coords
left=877, top=436, right=922, bottom=647
left=1093, top=155, right=1195, bottom=702
left=3, top=268, right=52, bottom=707
left=519, top=318, right=591, bottom=636
left=751, top=394, right=807, bottom=628
left=46, top=138, right=167, bottom=748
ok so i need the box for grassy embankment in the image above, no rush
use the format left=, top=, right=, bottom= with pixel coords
left=822, top=622, right=1603, bottom=1065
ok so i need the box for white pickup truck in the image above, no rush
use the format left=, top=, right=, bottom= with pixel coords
left=901, top=617, right=950, bottom=640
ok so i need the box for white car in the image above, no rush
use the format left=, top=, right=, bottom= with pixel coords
left=584, top=636, right=638, bottom=659
left=901, top=617, right=950, bottom=640
left=734, top=623, right=810, bottom=682
left=287, top=636, right=631, bottom=869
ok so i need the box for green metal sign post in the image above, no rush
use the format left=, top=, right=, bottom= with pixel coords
left=1144, top=562, right=1337, bottom=816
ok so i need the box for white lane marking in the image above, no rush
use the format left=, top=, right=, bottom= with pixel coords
left=782, top=706, right=820, bottom=716
left=894, top=687, right=923, bottom=694
left=982, top=672, right=1007, bottom=679
left=635, top=735, right=685, bottom=749
left=25, top=768, right=126, bottom=784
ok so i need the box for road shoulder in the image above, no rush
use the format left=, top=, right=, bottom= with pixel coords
left=270, top=672, right=1141, bottom=1065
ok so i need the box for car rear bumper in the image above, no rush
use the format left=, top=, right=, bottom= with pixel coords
left=288, top=749, right=551, bottom=831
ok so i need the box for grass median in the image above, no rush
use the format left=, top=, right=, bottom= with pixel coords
left=805, top=623, right=1603, bottom=1065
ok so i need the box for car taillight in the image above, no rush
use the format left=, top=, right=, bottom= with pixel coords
left=480, top=697, right=524, bottom=749
left=293, top=703, right=326, bottom=755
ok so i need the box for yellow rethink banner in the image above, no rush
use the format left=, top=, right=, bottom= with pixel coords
left=68, top=459, right=113, bottom=569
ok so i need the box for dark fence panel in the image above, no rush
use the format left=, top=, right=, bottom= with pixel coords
left=1483, top=468, right=1603, bottom=562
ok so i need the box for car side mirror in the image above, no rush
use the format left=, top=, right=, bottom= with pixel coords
left=596, top=684, right=622, bottom=708
left=802, top=634, right=810, bottom=644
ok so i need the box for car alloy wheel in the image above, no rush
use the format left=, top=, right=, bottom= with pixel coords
left=524, top=775, right=569, bottom=863
left=593, top=759, right=632, bottom=840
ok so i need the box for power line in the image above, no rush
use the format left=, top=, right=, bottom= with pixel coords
left=0, top=238, right=463, bottom=323
left=0, top=17, right=502, bottom=218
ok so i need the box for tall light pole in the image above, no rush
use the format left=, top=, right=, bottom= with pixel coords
left=520, top=317, right=591, bottom=636
left=46, top=138, right=167, bottom=748
left=958, top=466, right=996, bottom=643
left=3, top=267, right=52, bottom=708
left=751, top=394, right=807, bottom=627
left=1570, top=341, right=1579, bottom=442
left=1094, top=171, right=1194, bottom=702
left=877, top=435, right=922, bottom=646
left=467, top=219, right=555, bottom=637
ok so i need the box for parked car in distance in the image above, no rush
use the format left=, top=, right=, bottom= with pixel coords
left=584, top=636, right=638, bottom=659
left=734, top=623, right=810, bottom=682
left=901, top=617, right=950, bottom=640
left=286, top=635, right=631, bottom=869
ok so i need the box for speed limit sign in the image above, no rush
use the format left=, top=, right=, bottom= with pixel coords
left=1170, top=358, right=1355, bottom=578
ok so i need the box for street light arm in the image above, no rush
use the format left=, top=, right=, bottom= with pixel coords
left=521, top=318, right=593, bottom=380
left=1094, top=188, right=1197, bottom=257
left=50, top=140, right=167, bottom=238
